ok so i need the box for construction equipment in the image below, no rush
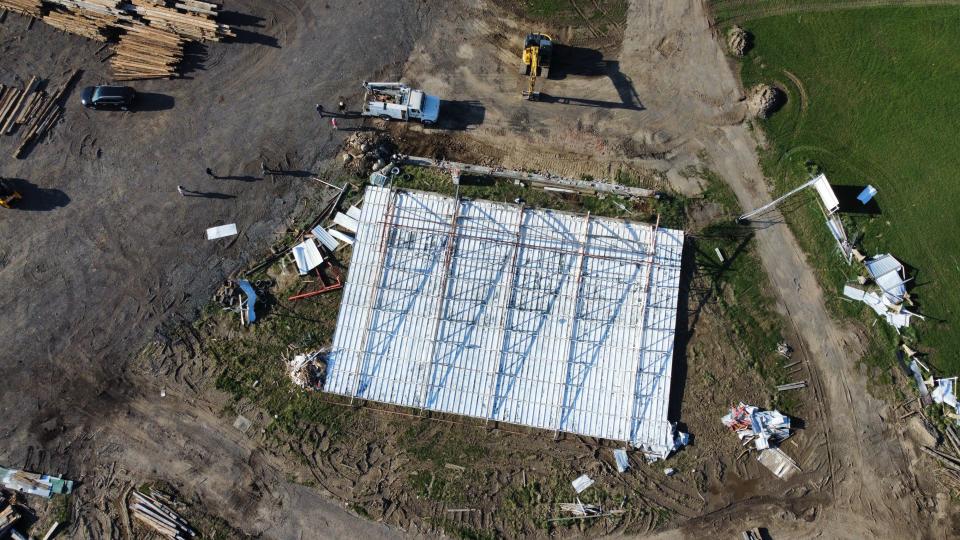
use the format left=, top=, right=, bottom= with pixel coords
left=360, top=82, right=440, bottom=125
left=0, top=179, right=21, bottom=209
left=520, top=33, right=552, bottom=100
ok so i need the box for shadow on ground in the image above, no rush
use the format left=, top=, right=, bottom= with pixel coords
left=3, top=178, right=70, bottom=211
left=134, top=92, right=175, bottom=112
left=436, top=100, right=486, bottom=130
left=547, top=44, right=643, bottom=110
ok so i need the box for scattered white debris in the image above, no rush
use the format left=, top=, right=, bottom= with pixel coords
left=327, top=228, right=355, bottom=246
left=865, top=254, right=909, bottom=304
left=722, top=403, right=791, bottom=450
left=571, top=474, right=594, bottom=494
left=292, top=238, right=324, bottom=275
left=613, top=449, right=630, bottom=473
left=932, top=378, right=958, bottom=409
left=205, top=223, right=238, bottom=240
left=333, top=211, right=359, bottom=233
left=288, top=351, right=324, bottom=389
left=757, top=447, right=801, bottom=480
left=346, top=205, right=362, bottom=221
left=843, top=283, right=922, bottom=330
left=663, top=468, right=676, bottom=477
left=311, top=226, right=341, bottom=251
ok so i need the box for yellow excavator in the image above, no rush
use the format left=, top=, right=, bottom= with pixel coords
left=521, top=33, right=552, bottom=100
left=0, top=178, right=21, bottom=209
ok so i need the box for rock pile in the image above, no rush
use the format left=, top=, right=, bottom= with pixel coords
left=728, top=25, right=751, bottom=57
left=747, top=84, right=781, bottom=119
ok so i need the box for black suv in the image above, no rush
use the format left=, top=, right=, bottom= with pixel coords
left=80, top=85, right=136, bottom=110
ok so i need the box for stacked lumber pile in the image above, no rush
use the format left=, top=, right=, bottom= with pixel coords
left=0, top=71, right=80, bottom=158
left=0, top=0, right=42, bottom=17
left=127, top=0, right=232, bottom=41
left=0, top=0, right=232, bottom=80
left=128, top=489, right=196, bottom=539
left=42, top=8, right=115, bottom=40
left=112, top=23, right=184, bottom=80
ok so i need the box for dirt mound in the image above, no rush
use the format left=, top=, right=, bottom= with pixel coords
left=727, top=26, right=751, bottom=57
left=747, top=84, right=781, bottom=119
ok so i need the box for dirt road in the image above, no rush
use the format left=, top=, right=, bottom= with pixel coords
left=651, top=1, right=947, bottom=538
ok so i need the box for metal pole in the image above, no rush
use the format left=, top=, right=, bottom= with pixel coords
left=737, top=176, right=820, bottom=222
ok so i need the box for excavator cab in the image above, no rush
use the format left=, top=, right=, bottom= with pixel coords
left=521, top=33, right=552, bottom=99
left=0, top=178, right=22, bottom=209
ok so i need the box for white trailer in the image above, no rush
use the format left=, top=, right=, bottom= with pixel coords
left=361, top=82, right=440, bottom=125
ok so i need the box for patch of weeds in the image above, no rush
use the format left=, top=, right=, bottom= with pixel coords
left=428, top=517, right=499, bottom=540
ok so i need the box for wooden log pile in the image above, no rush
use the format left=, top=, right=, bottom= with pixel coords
left=42, top=8, right=115, bottom=41
left=127, top=0, right=233, bottom=41
left=0, top=0, right=42, bottom=17
left=0, top=71, right=80, bottom=158
left=0, top=0, right=233, bottom=80
left=112, top=23, right=184, bottom=80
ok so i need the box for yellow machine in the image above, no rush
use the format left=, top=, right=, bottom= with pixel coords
left=521, top=33, right=552, bottom=100
left=0, top=178, right=21, bottom=209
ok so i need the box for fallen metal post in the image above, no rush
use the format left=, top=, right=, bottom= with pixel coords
left=737, top=175, right=820, bottom=222
left=399, top=155, right=657, bottom=199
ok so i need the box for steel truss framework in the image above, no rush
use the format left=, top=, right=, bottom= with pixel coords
left=326, top=187, right=684, bottom=456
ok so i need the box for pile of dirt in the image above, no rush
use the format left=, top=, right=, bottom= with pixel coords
left=747, top=84, right=781, bottom=119
left=727, top=26, right=751, bottom=57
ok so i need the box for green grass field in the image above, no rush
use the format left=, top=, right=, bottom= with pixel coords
left=725, top=4, right=960, bottom=372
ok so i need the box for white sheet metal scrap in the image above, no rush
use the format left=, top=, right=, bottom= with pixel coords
left=325, top=186, right=686, bottom=458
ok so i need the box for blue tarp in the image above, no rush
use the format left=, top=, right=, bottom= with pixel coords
left=857, top=185, right=877, bottom=204
left=238, top=280, right=257, bottom=324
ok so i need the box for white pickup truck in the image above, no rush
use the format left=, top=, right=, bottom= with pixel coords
left=361, top=82, right=440, bottom=125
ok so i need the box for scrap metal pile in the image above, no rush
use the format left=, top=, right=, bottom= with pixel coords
left=0, top=0, right=234, bottom=80
left=722, top=403, right=799, bottom=480
left=843, top=253, right=922, bottom=331
left=722, top=402, right=791, bottom=450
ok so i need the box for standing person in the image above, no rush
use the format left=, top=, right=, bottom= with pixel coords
left=205, top=167, right=215, bottom=178
left=330, top=117, right=338, bottom=130
left=315, top=104, right=324, bottom=118
left=337, top=98, right=346, bottom=115
left=177, top=185, right=186, bottom=196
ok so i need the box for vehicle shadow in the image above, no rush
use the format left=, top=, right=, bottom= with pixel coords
left=547, top=44, right=643, bottom=110
left=3, top=178, right=70, bottom=211
left=219, top=10, right=279, bottom=48
left=435, top=100, right=485, bottom=130
left=133, top=92, right=175, bottom=112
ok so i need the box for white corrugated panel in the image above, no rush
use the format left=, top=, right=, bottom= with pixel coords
left=312, top=226, right=340, bottom=251
left=812, top=174, right=840, bottom=214
left=325, top=186, right=685, bottom=457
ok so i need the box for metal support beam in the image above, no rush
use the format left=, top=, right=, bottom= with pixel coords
left=555, top=212, right=591, bottom=435
left=626, top=215, right=660, bottom=445
left=484, top=204, right=526, bottom=424
left=350, top=189, right=399, bottom=403
left=417, top=196, right=462, bottom=413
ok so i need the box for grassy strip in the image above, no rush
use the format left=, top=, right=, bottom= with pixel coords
left=729, top=6, right=960, bottom=373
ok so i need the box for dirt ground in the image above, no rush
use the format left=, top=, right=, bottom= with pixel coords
left=0, top=0, right=953, bottom=538
left=0, top=0, right=429, bottom=537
